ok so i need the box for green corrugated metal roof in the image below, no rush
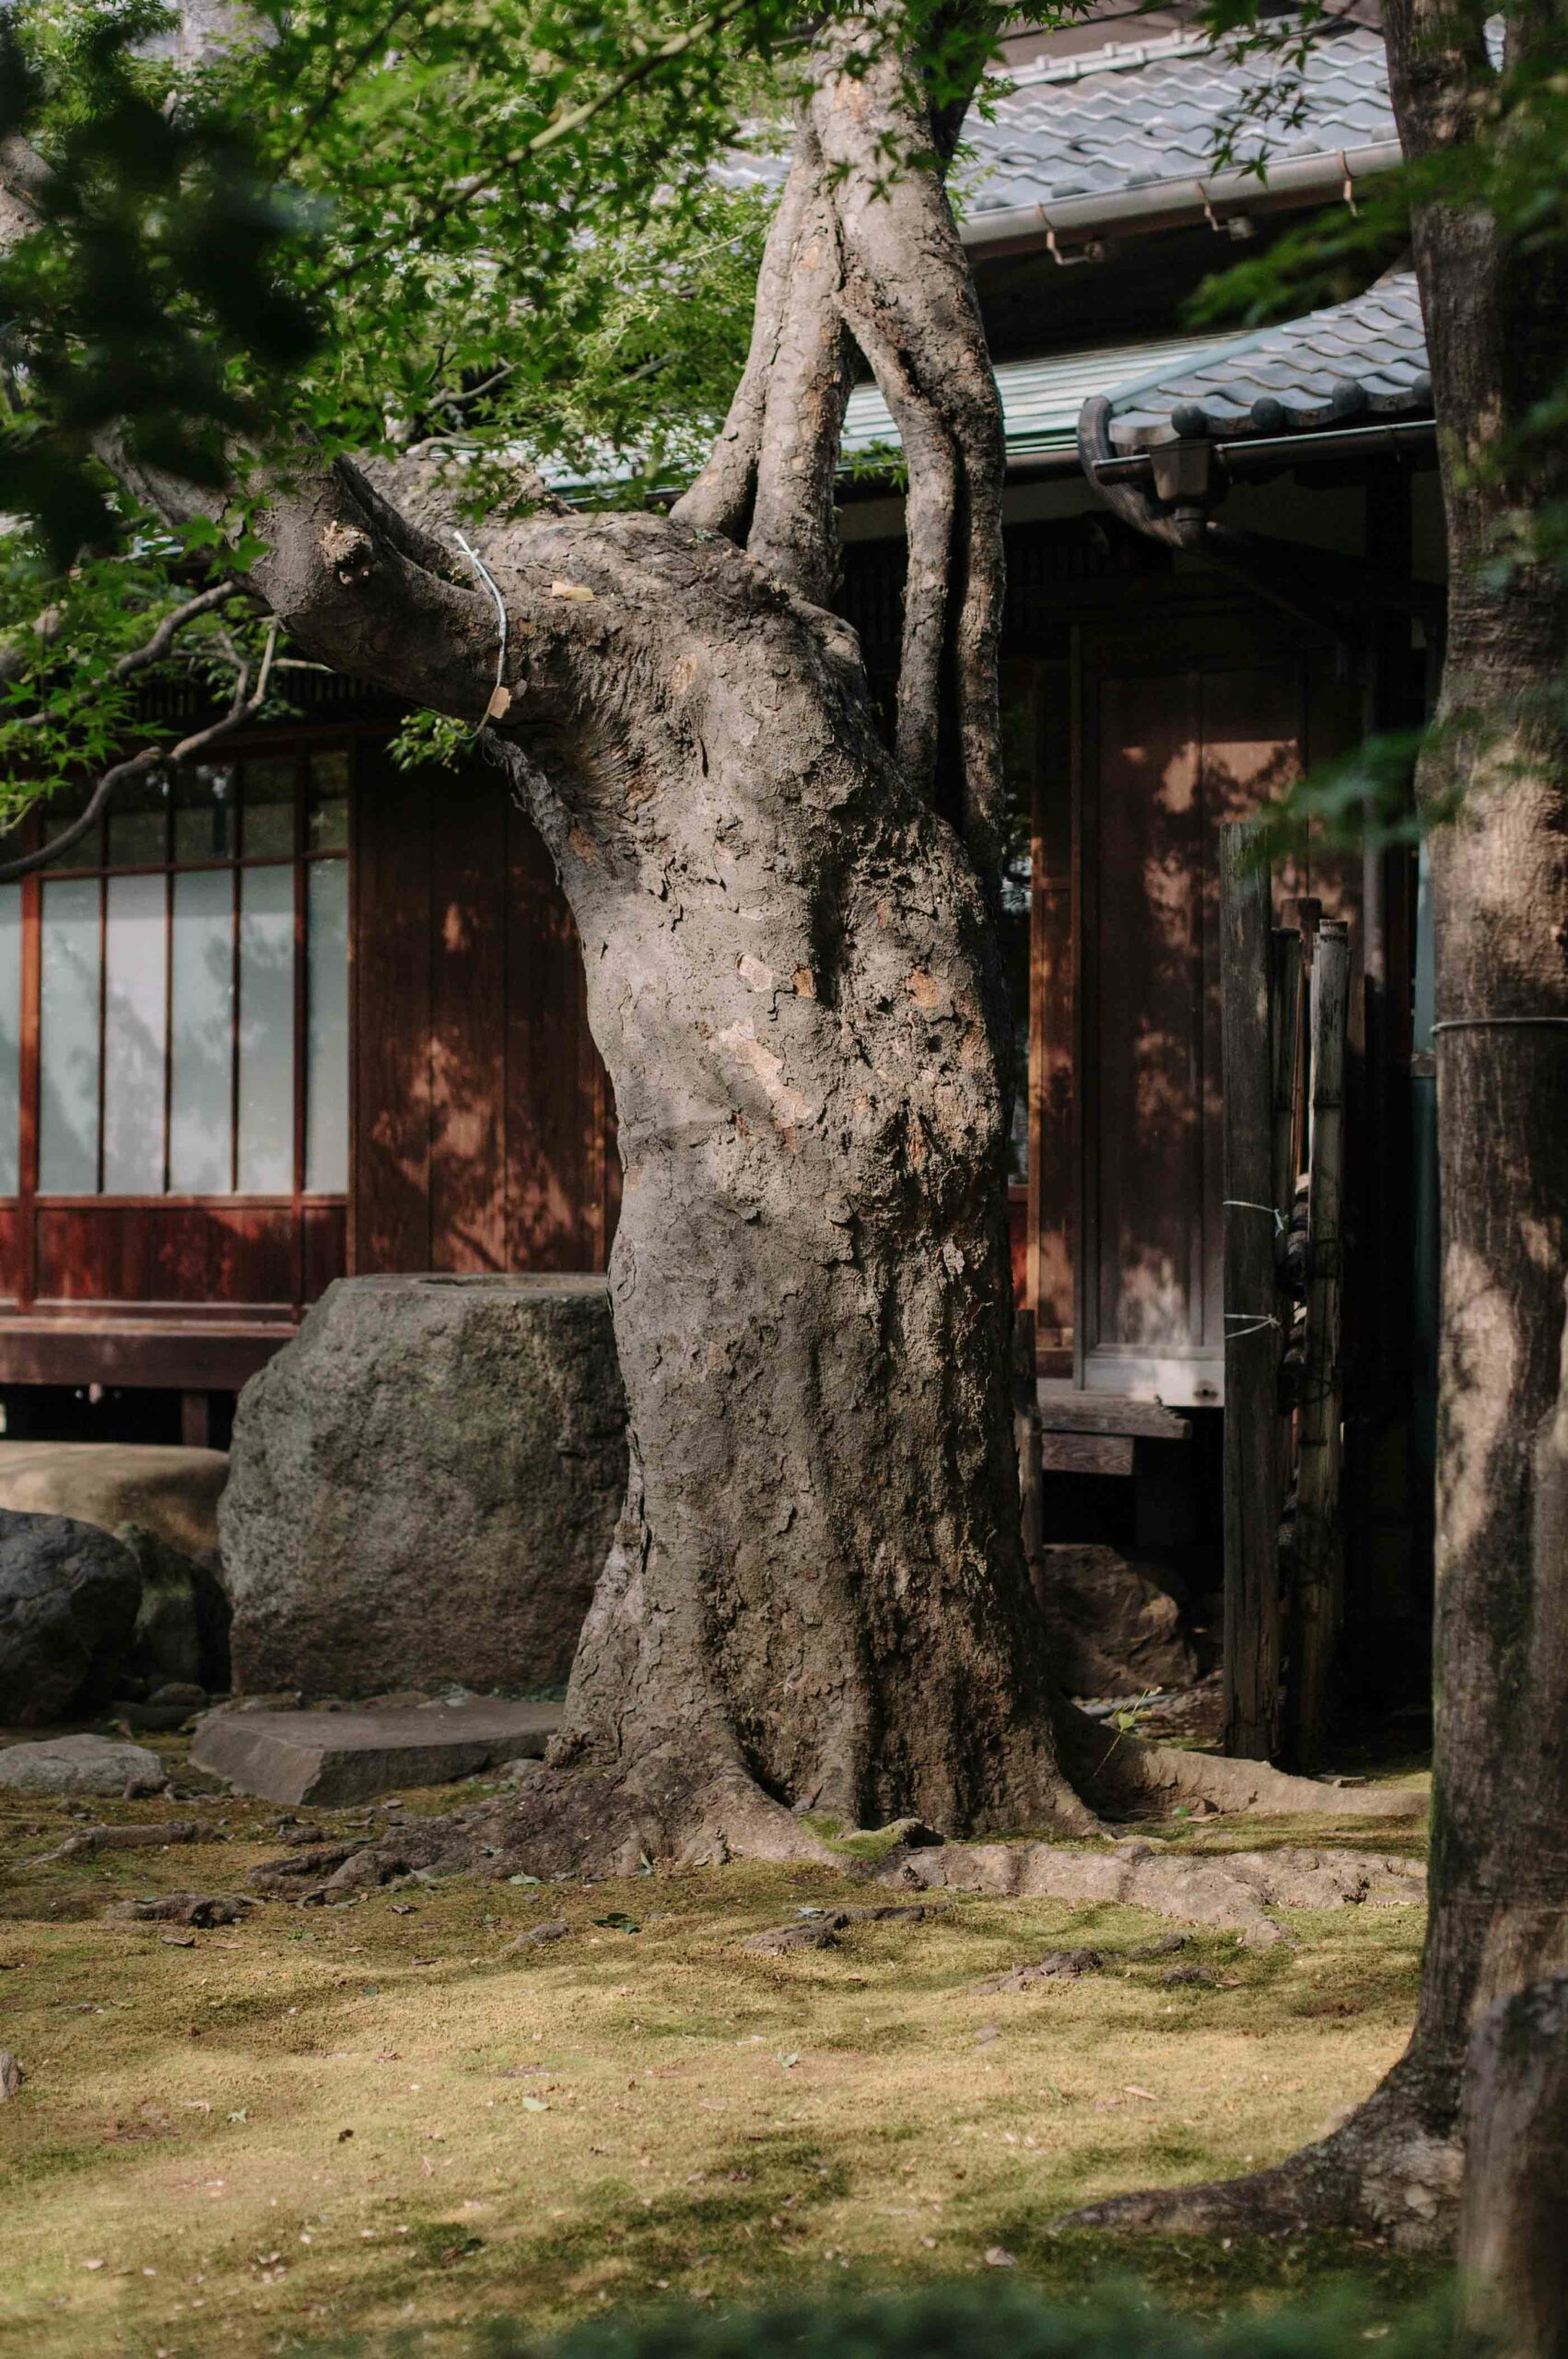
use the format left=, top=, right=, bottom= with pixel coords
left=841, top=332, right=1240, bottom=466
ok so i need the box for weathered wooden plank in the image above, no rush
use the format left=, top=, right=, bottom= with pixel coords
left=349, top=750, right=432, bottom=1273
left=1270, top=929, right=1305, bottom=1226
left=1093, top=670, right=1203, bottom=1357
left=1220, top=817, right=1282, bottom=1760
left=505, top=803, right=611, bottom=1272
left=1289, top=919, right=1349, bottom=1768
left=1199, top=666, right=1303, bottom=1350
left=1036, top=1389, right=1189, bottom=1440
left=1270, top=925, right=1306, bottom=1563
left=1039, top=1430, right=1135, bottom=1477
left=428, top=765, right=508, bottom=1271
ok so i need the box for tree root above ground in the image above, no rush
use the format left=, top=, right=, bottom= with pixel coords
left=241, top=1742, right=1427, bottom=1956
left=1057, top=1708, right=1427, bottom=1824
left=880, top=1840, right=1425, bottom=1950
left=1050, top=2059, right=1463, bottom=2254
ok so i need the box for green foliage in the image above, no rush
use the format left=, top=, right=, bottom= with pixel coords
left=0, top=529, right=277, bottom=829
left=0, top=1, right=315, bottom=564
left=328, top=2281, right=1471, bottom=2359
left=0, top=0, right=1027, bottom=823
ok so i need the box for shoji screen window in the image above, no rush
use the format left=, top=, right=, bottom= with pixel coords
left=32, top=744, right=349, bottom=1199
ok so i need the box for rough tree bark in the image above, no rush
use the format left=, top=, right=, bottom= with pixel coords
left=1, top=4, right=1413, bottom=1888
left=1059, top=0, right=1568, bottom=2255
left=1457, top=1973, right=1568, bottom=2354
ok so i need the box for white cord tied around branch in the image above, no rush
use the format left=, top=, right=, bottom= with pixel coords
left=1223, top=1198, right=1286, bottom=1236
left=451, top=529, right=509, bottom=731
left=1225, top=1309, right=1282, bottom=1342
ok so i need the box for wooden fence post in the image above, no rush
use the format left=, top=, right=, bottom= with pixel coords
left=1269, top=925, right=1305, bottom=1592
left=1221, top=820, right=1281, bottom=1760
left=1012, top=1307, right=1045, bottom=1610
left=1270, top=929, right=1305, bottom=1226
left=1289, top=919, right=1350, bottom=1768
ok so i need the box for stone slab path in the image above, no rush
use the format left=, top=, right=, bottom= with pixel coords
left=192, top=1699, right=560, bottom=1805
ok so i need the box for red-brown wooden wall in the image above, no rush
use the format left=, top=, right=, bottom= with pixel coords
left=350, top=748, right=618, bottom=1278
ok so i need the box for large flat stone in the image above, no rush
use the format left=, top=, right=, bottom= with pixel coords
left=191, top=1699, right=561, bottom=1806
left=0, top=1444, right=227, bottom=1559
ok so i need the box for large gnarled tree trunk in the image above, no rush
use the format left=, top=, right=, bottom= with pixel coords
left=254, top=12, right=1088, bottom=1867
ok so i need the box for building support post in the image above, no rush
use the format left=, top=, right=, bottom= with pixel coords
left=1221, top=820, right=1282, bottom=1759
left=1289, top=919, right=1350, bottom=1766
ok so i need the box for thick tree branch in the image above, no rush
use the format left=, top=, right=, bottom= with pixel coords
left=678, top=5, right=1008, bottom=878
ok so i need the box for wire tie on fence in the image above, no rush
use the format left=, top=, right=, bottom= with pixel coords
left=451, top=530, right=509, bottom=733
left=1431, top=1016, right=1568, bottom=1034
left=1223, top=1198, right=1285, bottom=1236
left=1224, top=1310, right=1281, bottom=1340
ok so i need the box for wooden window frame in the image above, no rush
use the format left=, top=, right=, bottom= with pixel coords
left=10, top=731, right=353, bottom=1292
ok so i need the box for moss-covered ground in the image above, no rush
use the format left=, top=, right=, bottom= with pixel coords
left=0, top=1739, right=1435, bottom=2358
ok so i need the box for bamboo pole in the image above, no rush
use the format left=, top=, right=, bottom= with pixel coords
left=1221, top=821, right=1281, bottom=1760
left=1269, top=926, right=1305, bottom=1621
left=1289, top=919, right=1350, bottom=1768
left=1270, top=928, right=1305, bottom=1226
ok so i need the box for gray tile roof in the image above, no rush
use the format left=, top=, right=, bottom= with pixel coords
left=964, top=23, right=1395, bottom=214
left=722, top=21, right=1398, bottom=215
left=1102, top=270, right=1430, bottom=447
left=843, top=329, right=1241, bottom=464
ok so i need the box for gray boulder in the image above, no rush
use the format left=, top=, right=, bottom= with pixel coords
left=0, top=1513, right=142, bottom=1724
left=219, top=1274, right=627, bottom=1699
left=0, top=1731, right=165, bottom=1795
left=1036, top=1543, right=1198, bottom=1697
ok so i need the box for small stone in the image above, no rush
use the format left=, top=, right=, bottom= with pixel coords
left=0, top=2050, right=24, bottom=2099
left=984, top=2247, right=1017, bottom=2269
left=0, top=1733, right=166, bottom=1797
left=505, top=1921, right=570, bottom=1949
left=149, top=1682, right=206, bottom=1708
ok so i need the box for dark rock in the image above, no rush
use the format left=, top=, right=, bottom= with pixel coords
left=120, top=1525, right=231, bottom=1694
left=1035, top=1543, right=1199, bottom=1696
left=121, top=1703, right=199, bottom=1733
left=219, top=1274, right=627, bottom=1698
left=0, top=1513, right=141, bottom=1723
left=149, top=1682, right=208, bottom=1708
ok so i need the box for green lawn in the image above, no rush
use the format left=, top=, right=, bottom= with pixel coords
left=0, top=1743, right=1437, bottom=2358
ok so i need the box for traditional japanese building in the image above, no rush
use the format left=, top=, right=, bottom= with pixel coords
left=0, top=6, right=1439, bottom=1676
